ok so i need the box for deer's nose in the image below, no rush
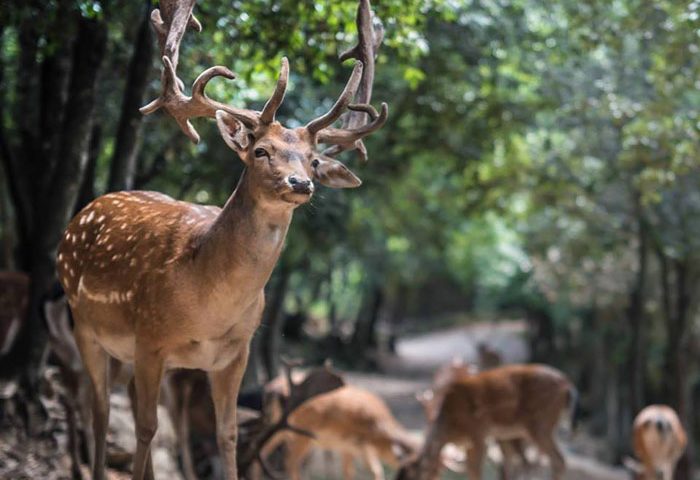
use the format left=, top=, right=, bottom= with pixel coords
left=287, top=175, right=313, bottom=194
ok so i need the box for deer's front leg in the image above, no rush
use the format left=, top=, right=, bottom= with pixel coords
left=209, top=343, right=250, bottom=480
left=131, top=349, right=165, bottom=480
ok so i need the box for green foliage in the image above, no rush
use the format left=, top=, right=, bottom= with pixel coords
left=3, top=0, right=700, bottom=439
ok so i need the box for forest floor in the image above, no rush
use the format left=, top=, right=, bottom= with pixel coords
left=0, top=320, right=631, bottom=479
left=306, top=320, right=630, bottom=480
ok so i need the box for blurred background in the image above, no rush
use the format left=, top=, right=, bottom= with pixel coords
left=1, top=0, right=700, bottom=479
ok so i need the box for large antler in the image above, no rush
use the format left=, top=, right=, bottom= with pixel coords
left=315, top=0, right=388, bottom=162
left=236, top=360, right=345, bottom=478
left=140, top=0, right=289, bottom=143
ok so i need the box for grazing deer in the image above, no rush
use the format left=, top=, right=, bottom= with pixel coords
left=0, top=271, right=29, bottom=355
left=398, top=364, right=576, bottom=480
left=56, top=0, right=387, bottom=478
left=630, top=405, right=687, bottom=480
left=261, top=379, right=419, bottom=480
left=416, top=358, right=530, bottom=480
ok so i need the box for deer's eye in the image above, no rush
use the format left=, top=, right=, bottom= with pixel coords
left=254, top=147, right=269, bottom=158
left=311, top=159, right=320, bottom=168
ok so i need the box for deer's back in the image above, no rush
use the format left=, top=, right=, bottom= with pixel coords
left=58, top=191, right=218, bottom=302
left=439, top=364, right=572, bottom=440
left=56, top=191, right=225, bottom=362
left=289, top=385, right=412, bottom=461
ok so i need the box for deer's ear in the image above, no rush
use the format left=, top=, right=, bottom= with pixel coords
left=215, top=110, right=252, bottom=161
left=311, top=156, right=362, bottom=189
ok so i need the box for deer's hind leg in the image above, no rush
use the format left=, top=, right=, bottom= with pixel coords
left=74, top=329, right=111, bottom=480
left=529, top=431, right=565, bottom=480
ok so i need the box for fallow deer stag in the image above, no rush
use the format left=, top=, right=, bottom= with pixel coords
left=397, top=364, right=577, bottom=480
left=260, top=376, right=419, bottom=480
left=629, top=405, right=687, bottom=480
left=56, top=0, right=387, bottom=478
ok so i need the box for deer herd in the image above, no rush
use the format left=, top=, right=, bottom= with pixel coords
left=0, top=0, right=690, bottom=479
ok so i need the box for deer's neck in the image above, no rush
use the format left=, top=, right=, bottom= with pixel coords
left=194, top=170, right=293, bottom=294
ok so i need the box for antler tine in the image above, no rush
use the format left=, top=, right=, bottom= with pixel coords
left=140, top=56, right=238, bottom=143
left=259, top=57, right=290, bottom=125
left=319, top=102, right=388, bottom=159
left=141, top=0, right=264, bottom=142
left=339, top=0, right=384, bottom=109
left=150, top=0, right=200, bottom=73
left=306, top=61, right=364, bottom=135
left=316, top=0, right=387, bottom=161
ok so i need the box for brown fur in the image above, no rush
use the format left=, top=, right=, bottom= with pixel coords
left=58, top=1, right=385, bottom=478
left=417, top=359, right=530, bottom=479
left=632, top=405, right=687, bottom=480
left=398, top=364, right=574, bottom=480
left=58, top=123, right=364, bottom=480
left=262, top=381, right=417, bottom=480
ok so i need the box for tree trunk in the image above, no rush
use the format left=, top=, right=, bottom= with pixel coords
left=351, top=285, right=384, bottom=350
left=0, top=164, right=13, bottom=269
left=75, top=125, right=102, bottom=212
left=626, top=213, right=648, bottom=416
left=0, top=13, right=109, bottom=389
left=38, top=1, right=75, bottom=191
left=261, top=264, right=291, bottom=380
left=107, top=1, right=154, bottom=192
left=657, top=249, right=694, bottom=480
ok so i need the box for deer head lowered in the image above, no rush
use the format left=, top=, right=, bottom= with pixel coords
left=397, top=364, right=576, bottom=480
left=55, top=1, right=386, bottom=479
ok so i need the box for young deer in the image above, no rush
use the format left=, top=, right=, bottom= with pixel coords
left=56, top=1, right=387, bottom=479
left=630, top=405, right=687, bottom=480
left=261, top=380, right=419, bottom=480
left=398, top=364, right=576, bottom=480
left=416, top=358, right=530, bottom=480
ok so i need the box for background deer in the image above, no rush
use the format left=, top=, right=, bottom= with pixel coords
left=260, top=375, right=419, bottom=480
left=629, top=405, right=687, bottom=480
left=416, top=358, right=531, bottom=480
left=55, top=0, right=387, bottom=478
left=397, top=364, right=576, bottom=480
